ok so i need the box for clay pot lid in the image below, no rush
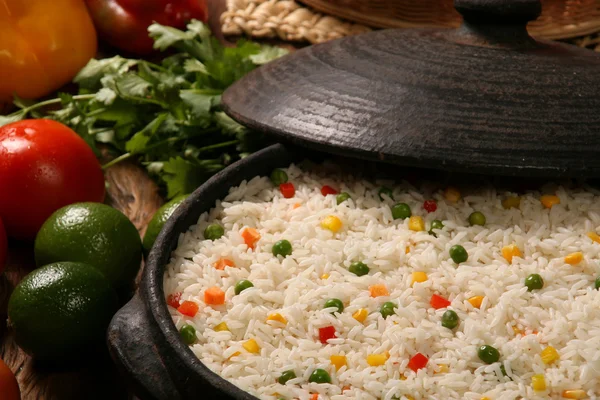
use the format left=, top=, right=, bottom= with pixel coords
left=222, top=0, right=600, bottom=177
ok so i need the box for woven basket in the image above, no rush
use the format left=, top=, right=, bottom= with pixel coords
left=299, top=0, right=600, bottom=40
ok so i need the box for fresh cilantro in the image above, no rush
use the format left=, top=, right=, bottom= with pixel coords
left=0, top=20, right=287, bottom=199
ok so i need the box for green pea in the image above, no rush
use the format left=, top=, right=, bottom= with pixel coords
left=336, top=192, right=351, bottom=205
left=478, top=345, right=500, bottom=364
left=308, top=368, right=331, bottom=384
left=525, top=273, right=544, bottom=291
left=380, top=302, right=396, bottom=319
left=234, top=279, right=254, bottom=295
left=277, top=369, right=296, bottom=385
left=204, top=224, right=224, bottom=240
left=468, top=211, right=486, bottom=226
left=441, top=310, right=459, bottom=329
left=324, top=298, right=344, bottom=313
left=429, top=220, right=444, bottom=237
left=449, top=245, right=468, bottom=264
left=595, top=276, right=600, bottom=290
left=391, top=203, right=412, bottom=220
left=378, top=187, right=394, bottom=201
left=179, top=324, right=196, bottom=345
left=270, top=169, right=288, bottom=185
left=349, top=261, right=370, bottom=276
left=272, top=239, right=293, bottom=257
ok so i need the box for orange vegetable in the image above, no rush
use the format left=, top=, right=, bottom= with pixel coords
left=214, top=258, right=235, bottom=270
left=242, top=228, right=261, bottom=249
left=369, top=284, right=389, bottom=297
left=311, top=394, right=319, bottom=400
left=0, top=0, right=97, bottom=105
left=204, top=287, right=225, bottom=305
left=177, top=300, right=199, bottom=317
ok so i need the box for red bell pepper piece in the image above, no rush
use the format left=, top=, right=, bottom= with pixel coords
left=177, top=300, right=199, bottom=317
left=321, top=185, right=338, bottom=196
left=430, top=294, right=451, bottom=309
left=167, top=292, right=182, bottom=308
left=423, top=200, right=437, bottom=213
left=85, top=0, right=208, bottom=55
left=280, top=182, right=295, bottom=198
left=318, top=326, right=336, bottom=344
left=407, top=353, right=428, bottom=372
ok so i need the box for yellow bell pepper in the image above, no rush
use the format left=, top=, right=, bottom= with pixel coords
left=0, top=0, right=97, bottom=105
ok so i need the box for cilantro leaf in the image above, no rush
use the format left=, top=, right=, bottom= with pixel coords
left=250, top=46, right=289, bottom=65
left=74, top=56, right=137, bottom=90
left=148, top=24, right=194, bottom=51
left=115, top=73, right=152, bottom=98
left=180, top=89, right=221, bottom=119
left=214, top=112, right=248, bottom=136
left=161, top=156, right=213, bottom=198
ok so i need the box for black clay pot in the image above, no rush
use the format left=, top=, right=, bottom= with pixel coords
left=107, top=144, right=298, bottom=400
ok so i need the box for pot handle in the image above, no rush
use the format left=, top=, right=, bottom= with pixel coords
left=107, top=295, right=181, bottom=400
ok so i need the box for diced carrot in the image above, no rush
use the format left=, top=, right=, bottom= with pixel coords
left=293, top=203, right=301, bottom=209
left=204, top=287, right=225, bottom=305
left=342, top=385, right=351, bottom=392
left=369, top=284, right=389, bottom=297
left=310, top=394, right=319, bottom=400
left=177, top=300, right=199, bottom=317
left=242, top=227, right=261, bottom=249
left=214, top=258, right=235, bottom=270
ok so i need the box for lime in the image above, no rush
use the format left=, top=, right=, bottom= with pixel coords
left=143, top=195, right=189, bottom=254
left=8, top=262, right=118, bottom=361
left=34, top=202, right=142, bottom=288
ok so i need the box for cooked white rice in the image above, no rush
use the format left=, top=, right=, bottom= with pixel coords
left=164, top=163, right=600, bottom=400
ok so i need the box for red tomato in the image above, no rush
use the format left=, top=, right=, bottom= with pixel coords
left=0, top=358, right=20, bottom=400
left=0, top=217, right=6, bottom=271
left=407, top=353, right=428, bottom=372
left=280, top=183, right=295, bottom=199
left=0, top=120, right=105, bottom=240
left=318, top=326, right=336, bottom=344
left=321, top=185, right=338, bottom=196
left=430, top=294, right=451, bottom=310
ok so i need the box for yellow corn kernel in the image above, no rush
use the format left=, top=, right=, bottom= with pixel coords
left=541, top=195, right=560, bottom=209
left=321, top=215, right=342, bottom=232
left=564, top=252, right=583, bottom=265
left=229, top=351, right=241, bottom=359
left=330, top=355, right=347, bottom=371
left=587, top=232, right=600, bottom=243
left=266, top=313, right=287, bottom=325
left=532, top=374, right=546, bottom=391
left=406, top=396, right=415, bottom=400
left=352, top=308, right=368, bottom=323
left=366, top=353, right=388, bottom=366
left=468, top=295, right=484, bottom=309
left=214, top=322, right=230, bottom=332
left=408, top=216, right=425, bottom=232
left=444, top=187, right=461, bottom=203
left=321, top=273, right=330, bottom=279
left=242, top=338, right=260, bottom=353
left=405, top=246, right=410, bottom=254
left=502, top=244, right=522, bottom=263
left=541, top=346, right=559, bottom=365
left=502, top=196, right=521, bottom=209
left=512, top=325, right=523, bottom=335
left=481, top=398, right=491, bottom=400
left=435, top=364, right=449, bottom=374
left=411, top=271, right=428, bottom=287
left=562, top=389, right=588, bottom=399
